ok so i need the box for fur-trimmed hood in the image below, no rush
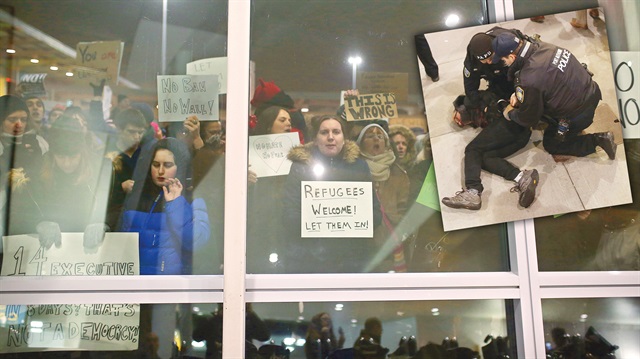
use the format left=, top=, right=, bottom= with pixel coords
left=287, top=140, right=360, bottom=165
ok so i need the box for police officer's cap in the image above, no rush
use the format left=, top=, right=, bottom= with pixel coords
left=492, top=32, right=521, bottom=62
left=469, top=33, right=493, bottom=60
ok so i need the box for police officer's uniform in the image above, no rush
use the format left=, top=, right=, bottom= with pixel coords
left=463, top=27, right=523, bottom=109
left=506, top=40, right=604, bottom=157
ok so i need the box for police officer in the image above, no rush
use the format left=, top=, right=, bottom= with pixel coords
left=493, top=32, right=617, bottom=160
left=463, top=27, right=524, bottom=112
left=441, top=28, right=539, bottom=211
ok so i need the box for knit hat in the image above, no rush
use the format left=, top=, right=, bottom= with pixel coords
left=469, top=33, right=494, bottom=60
left=47, top=115, right=86, bottom=155
left=356, top=123, right=390, bottom=146
left=0, top=95, right=29, bottom=122
left=251, top=79, right=295, bottom=113
left=492, top=32, right=521, bottom=62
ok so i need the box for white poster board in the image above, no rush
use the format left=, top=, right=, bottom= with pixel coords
left=157, top=75, right=219, bottom=122
left=1, top=233, right=140, bottom=276
left=1, top=304, right=140, bottom=353
left=300, top=181, right=373, bottom=238
left=186, top=57, right=228, bottom=94
left=248, top=132, right=300, bottom=177
left=610, top=51, right=640, bottom=139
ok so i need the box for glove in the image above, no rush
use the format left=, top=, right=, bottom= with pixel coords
left=90, top=79, right=106, bottom=97
left=83, top=223, right=109, bottom=254
left=36, top=221, right=62, bottom=250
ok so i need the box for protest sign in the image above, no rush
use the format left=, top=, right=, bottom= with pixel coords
left=610, top=51, right=640, bottom=139
left=344, top=93, right=398, bottom=121
left=186, top=57, right=228, bottom=94
left=157, top=75, right=219, bottom=122
left=357, top=71, right=408, bottom=102
left=75, top=41, right=124, bottom=84
left=300, top=181, right=373, bottom=238
left=0, top=304, right=140, bottom=353
left=248, top=132, right=300, bottom=177
left=416, top=162, right=441, bottom=212
left=16, top=73, right=47, bottom=97
left=1, top=233, right=139, bottom=277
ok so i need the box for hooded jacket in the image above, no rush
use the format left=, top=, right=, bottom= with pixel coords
left=282, top=141, right=381, bottom=273
left=119, top=138, right=210, bottom=275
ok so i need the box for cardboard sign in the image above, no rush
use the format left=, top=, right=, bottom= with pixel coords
left=16, top=73, right=47, bottom=97
left=249, top=132, right=300, bottom=177
left=75, top=41, right=124, bottom=84
left=344, top=93, right=398, bottom=121
left=1, top=233, right=140, bottom=276
left=0, top=304, right=140, bottom=353
left=300, top=181, right=373, bottom=238
left=610, top=51, right=640, bottom=139
left=357, top=71, right=408, bottom=102
left=186, top=57, right=228, bottom=94
left=157, top=75, right=219, bottom=122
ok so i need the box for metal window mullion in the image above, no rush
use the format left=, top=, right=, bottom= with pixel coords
left=222, top=0, right=251, bottom=358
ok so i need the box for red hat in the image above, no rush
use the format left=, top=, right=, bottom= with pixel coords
left=251, top=79, right=282, bottom=107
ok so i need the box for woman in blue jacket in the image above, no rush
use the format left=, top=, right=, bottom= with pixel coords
left=120, top=138, right=210, bottom=275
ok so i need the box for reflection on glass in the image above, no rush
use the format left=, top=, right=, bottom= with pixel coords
left=536, top=140, right=639, bottom=271
left=245, top=300, right=511, bottom=359
left=542, top=298, right=640, bottom=359
left=0, top=0, right=227, bottom=276
left=246, top=1, right=508, bottom=274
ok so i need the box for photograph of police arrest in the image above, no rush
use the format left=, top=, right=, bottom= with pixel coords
left=417, top=8, right=632, bottom=232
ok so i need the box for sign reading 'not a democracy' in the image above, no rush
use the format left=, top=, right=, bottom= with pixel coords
left=344, top=93, right=398, bottom=121
left=1, top=304, right=140, bottom=353
left=157, top=74, right=219, bottom=122
left=300, top=181, right=373, bottom=238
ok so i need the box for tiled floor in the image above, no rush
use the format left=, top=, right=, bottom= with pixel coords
left=418, top=9, right=633, bottom=231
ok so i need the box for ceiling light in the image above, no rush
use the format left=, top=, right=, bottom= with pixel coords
left=6, top=49, right=16, bottom=54
left=65, top=72, right=74, bottom=77
left=269, top=253, right=278, bottom=263
left=301, top=107, right=309, bottom=113
left=445, top=14, right=460, bottom=27
left=50, top=66, right=59, bottom=71
left=431, top=308, right=439, bottom=313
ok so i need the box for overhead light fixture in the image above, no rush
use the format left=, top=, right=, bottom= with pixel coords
left=30, top=58, right=39, bottom=64
left=50, top=66, right=59, bottom=71
left=269, top=253, right=279, bottom=263
left=6, top=49, right=16, bottom=54
left=445, top=13, right=460, bottom=27
left=65, top=71, right=74, bottom=77
left=301, top=107, right=309, bottom=113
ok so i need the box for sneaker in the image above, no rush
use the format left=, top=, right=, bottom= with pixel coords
left=511, top=169, right=539, bottom=208
left=596, top=131, right=616, bottom=160
left=442, top=189, right=481, bottom=210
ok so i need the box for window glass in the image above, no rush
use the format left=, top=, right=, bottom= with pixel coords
left=246, top=300, right=513, bottom=359
left=542, top=298, right=640, bottom=359
left=246, top=0, right=510, bottom=274
left=0, top=0, right=226, bottom=276
left=1, top=302, right=216, bottom=358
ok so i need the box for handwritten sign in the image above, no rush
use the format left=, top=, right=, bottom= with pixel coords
left=610, top=51, right=640, bottom=139
left=1, top=233, right=140, bottom=276
left=248, top=133, right=300, bottom=178
left=300, top=181, right=373, bottom=238
left=16, top=73, right=47, bottom=96
left=357, top=71, right=408, bottom=102
left=0, top=304, right=140, bottom=353
left=186, top=57, right=228, bottom=94
left=75, top=41, right=124, bottom=84
left=157, top=75, right=219, bottom=122
left=344, top=93, right=398, bottom=121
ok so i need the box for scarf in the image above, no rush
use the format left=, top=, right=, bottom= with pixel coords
left=361, top=149, right=395, bottom=182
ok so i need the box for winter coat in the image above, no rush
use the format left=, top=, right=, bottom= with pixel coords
left=282, top=141, right=381, bottom=273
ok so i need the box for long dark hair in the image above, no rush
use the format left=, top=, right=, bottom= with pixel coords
left=251, top=105, right=289, bottom=136
left=124, top=138, right=192, bottom=212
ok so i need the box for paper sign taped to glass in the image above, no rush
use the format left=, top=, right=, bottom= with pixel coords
left=1, top=232, right=140, bottom=276
left=249, top=132, right=300, bottom=177
left=301, top=181, right=373, bottom=238
left=0, top=303, right=140, bottom=353
left=156, top=74, right=220, bottom=122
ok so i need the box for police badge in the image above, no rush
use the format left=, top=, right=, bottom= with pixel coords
left=515, top=86, right=524, bottom=104
left=464, top=67, right=470, bottom=78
